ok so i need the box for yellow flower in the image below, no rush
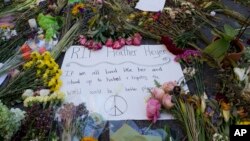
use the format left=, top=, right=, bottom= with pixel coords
left=48, top=78, right=57, bottom=87
left=238, top=120, right=250, bottom=125
left=42, top=73, right=49, bottom=80
left=23, top=61, right=34, bottom=69
left=36, top=60, right=45, bottom=68
left=31, top=52, right=41, bottom=60
left=81, top=137, right=98, bottom=141
left=36, top=69, right=42, bottom=77
left=44, top=60, right=52, bottom=68
left=72, top=3, right=85, bottom=15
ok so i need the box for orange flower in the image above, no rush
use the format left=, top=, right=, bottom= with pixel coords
left=20, top=43, right=32, bottom=54
left=81, top=137, right=98, bottom=141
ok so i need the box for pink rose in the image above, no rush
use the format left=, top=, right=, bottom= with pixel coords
left=151, top=87, right=165, bottom=101
left=86, top=40, right=94, bottom=49
left=92, top=42, right=102, bottom=50
left=134, top=33, right=142, bottom=40
left=119, top=38, right=126, bottom=46
left=162, top=94, right=174, bottom=109
left=132, top=36, right=141, bottom=46
left=112, top=40, right=123, bottom=49
left=146, top=98, right=161, bottom=123
left=79, top=35, right=87, bottom=45
left=105, top=38, right=113, bottom=47
left=162, top=81, right=177, bottom=92
left=126, top=37, right=133, bottom=45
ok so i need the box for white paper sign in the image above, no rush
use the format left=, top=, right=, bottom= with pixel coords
left=60, top=45, right=185, bottom=120
left=135, top=0, right=166, bottom=12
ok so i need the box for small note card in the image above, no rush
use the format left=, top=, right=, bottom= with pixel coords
left=135, top=0, right=166, bottom=12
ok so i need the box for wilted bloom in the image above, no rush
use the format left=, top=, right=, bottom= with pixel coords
left=112, top=40, right=122, bottom=49
left=105, top=38, right=113, bottom=47
left=161, top=36, right=184, bottom=55
left=237, top=107, right=248, bottom=118
left=126, top=37, right=133, bottom=45
left=151, top=87, right=165, bottom=101
left=146, top=98, right=161, bottom=123
left=10, top=69, right=20, bottom=78
left=162, top=94, right=174, bottom=109
left=162, top=81, right=177, bottom=92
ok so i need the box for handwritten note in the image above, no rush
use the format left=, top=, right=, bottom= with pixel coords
left=60, top=45, right=185, bottom=120
left=135, top=0, right=166, bottom=12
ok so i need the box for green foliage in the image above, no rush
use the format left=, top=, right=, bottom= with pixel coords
left=203, top=24, right=238, bottom=66
left=0, top=101, right=25, bottom=140
left=37, top=13, right=63, bottom=41
left=203, top=38, right=230, bottom=63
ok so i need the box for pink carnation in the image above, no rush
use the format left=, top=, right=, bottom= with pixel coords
left=151, top=87, right=165, bottom=101
left=146, top=98, right=161, bottom=123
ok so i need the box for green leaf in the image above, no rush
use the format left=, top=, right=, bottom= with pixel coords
left=203, top=38, right=230, bottom=63
left=154, top=80, right=161, bottom=88
left=69, top=0, right=81, bottom=4
left=224, top=24, right=237, bottom=39
left=37, top=13, right=62, bottom=41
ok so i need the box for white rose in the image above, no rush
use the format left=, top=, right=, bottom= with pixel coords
left=39, top=89, right=50, bottom=96
left=22, top=89, right=34, bottom=99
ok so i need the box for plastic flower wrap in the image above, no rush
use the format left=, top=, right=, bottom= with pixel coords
left=80, top=113, right=106, bottom=140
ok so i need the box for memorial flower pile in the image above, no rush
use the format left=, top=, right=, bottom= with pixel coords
left=0, top=0, right=250, bottom=140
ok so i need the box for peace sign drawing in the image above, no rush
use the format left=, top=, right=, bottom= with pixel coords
left=104, top=85, right=128, bottom=116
